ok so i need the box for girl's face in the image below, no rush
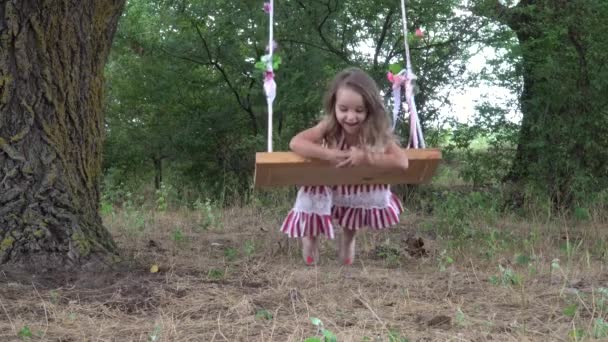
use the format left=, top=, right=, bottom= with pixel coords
left=334, top=86, right=368, bottom=136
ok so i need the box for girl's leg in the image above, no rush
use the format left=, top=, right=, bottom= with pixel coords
left=302, top=235, right=319, bottom=265
left=340, top=228, right=356, bottom=265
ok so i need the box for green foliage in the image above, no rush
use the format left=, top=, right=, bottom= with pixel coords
left=430, top=189, right=502, bottom=240
left=101, top=0, right=608, bottom=213
left=103, top=0, right=501, bottom=204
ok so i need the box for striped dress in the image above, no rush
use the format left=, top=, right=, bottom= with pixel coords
left=280, top=139, right=404, bottom=239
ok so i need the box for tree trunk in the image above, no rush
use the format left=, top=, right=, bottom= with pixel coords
left=153, top=157, right=162, bottom=190
left=0, top=0, right=125, bottom=269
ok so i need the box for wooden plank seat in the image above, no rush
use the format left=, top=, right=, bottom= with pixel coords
left=254, top=148, right=442, bottom=187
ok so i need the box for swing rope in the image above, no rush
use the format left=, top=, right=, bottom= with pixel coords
left=388, top=0, right=426, bottom=148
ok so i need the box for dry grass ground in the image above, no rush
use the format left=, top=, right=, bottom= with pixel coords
left=1, top=204, right=608, bottom=341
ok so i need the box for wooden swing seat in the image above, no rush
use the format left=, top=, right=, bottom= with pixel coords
left=254, top=148, right=441, bottom=187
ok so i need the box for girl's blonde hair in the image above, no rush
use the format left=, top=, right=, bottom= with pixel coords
left=321, top=67, right=394, bottom=150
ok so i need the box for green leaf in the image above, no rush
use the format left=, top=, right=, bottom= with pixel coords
left=304, top=338, right=322, bottom=342
left=272, top=55, right=282, bottom=70
left=255, top=61, right=266, bottom=71
left=389, top=63, right=403, bottom=74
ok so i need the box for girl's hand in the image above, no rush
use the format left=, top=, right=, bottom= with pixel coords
left=325, top=148, right=350, bottom=166
left=336, top=147, right=368, bottom=168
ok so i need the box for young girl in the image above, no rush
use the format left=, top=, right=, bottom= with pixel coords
left=280, top=67, right=409, bottom=265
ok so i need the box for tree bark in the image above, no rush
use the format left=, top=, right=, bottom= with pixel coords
left=0, top=0, right=125, bottom=269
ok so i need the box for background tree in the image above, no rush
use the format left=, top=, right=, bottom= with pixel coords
left=0, top=1, right=125, bottom=267
left=473, top=0, right=608, bottom=206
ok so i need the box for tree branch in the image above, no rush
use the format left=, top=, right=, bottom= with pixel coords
left=192, top=22, right=258, bottom=135
left=316, top=0, right=350, bottom=63
left=374, top=8, right=394, bottom=68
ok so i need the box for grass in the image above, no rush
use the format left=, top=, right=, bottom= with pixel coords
left=1, top=195, right=608, bottom=341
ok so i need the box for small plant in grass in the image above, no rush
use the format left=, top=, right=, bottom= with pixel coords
left=224, top=247, right=238, bottom=261
left=155, top=183, right=169, bottom=211
left=171, top=228, right=184, bottom=242
left=305, top=317, right=337, bottom=342
left=514, top=253, right=538, bottom=275
left=100, top=200, right=114, bottom=217
left=207, top=268, right=225, bottom=280
left=388, top=329, right=410, bottom=342
left=194, top=197, right=221, bottom=231
left=560, top=237, right=584, bottom=259
left=562, top=303, right=578, bottom=318
left=243, top=240, right=255, bottom=258
left=551, top=258, right=567, bottom=284
left=515, top=253, right=532, bottom=266
left=49, top=290, right=59, bottom=304
left=255, top=309, right=273, bottom=320
left=454, top=308, right=468, bottom=327
left=568, top=327, right=585, bottom=340
left=148, top=325, right=161, bottom=342
left=385, top=253, right=401, bottom=267
left=121, top=205, right=146, bottom=236
left=489, top=264, right=522, bottom=286
left=592, top=318, right=608, bottom=339
left=437, top=249, right=454, bottom=272
left=18, top=326, right=32, bottom=339
left=567, top=317, right=608, bottom=340
left=374, top=244, right=401, bottom=267
left=596, top=287, right=608, bottom=313
left=573, top=207, right=590, bottom=221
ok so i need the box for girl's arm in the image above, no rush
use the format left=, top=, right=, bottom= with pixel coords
left=289, top=120, right=348, bottom=163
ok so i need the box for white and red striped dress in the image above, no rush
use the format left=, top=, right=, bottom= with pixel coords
left=280, top=139, right=404, bottom=239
